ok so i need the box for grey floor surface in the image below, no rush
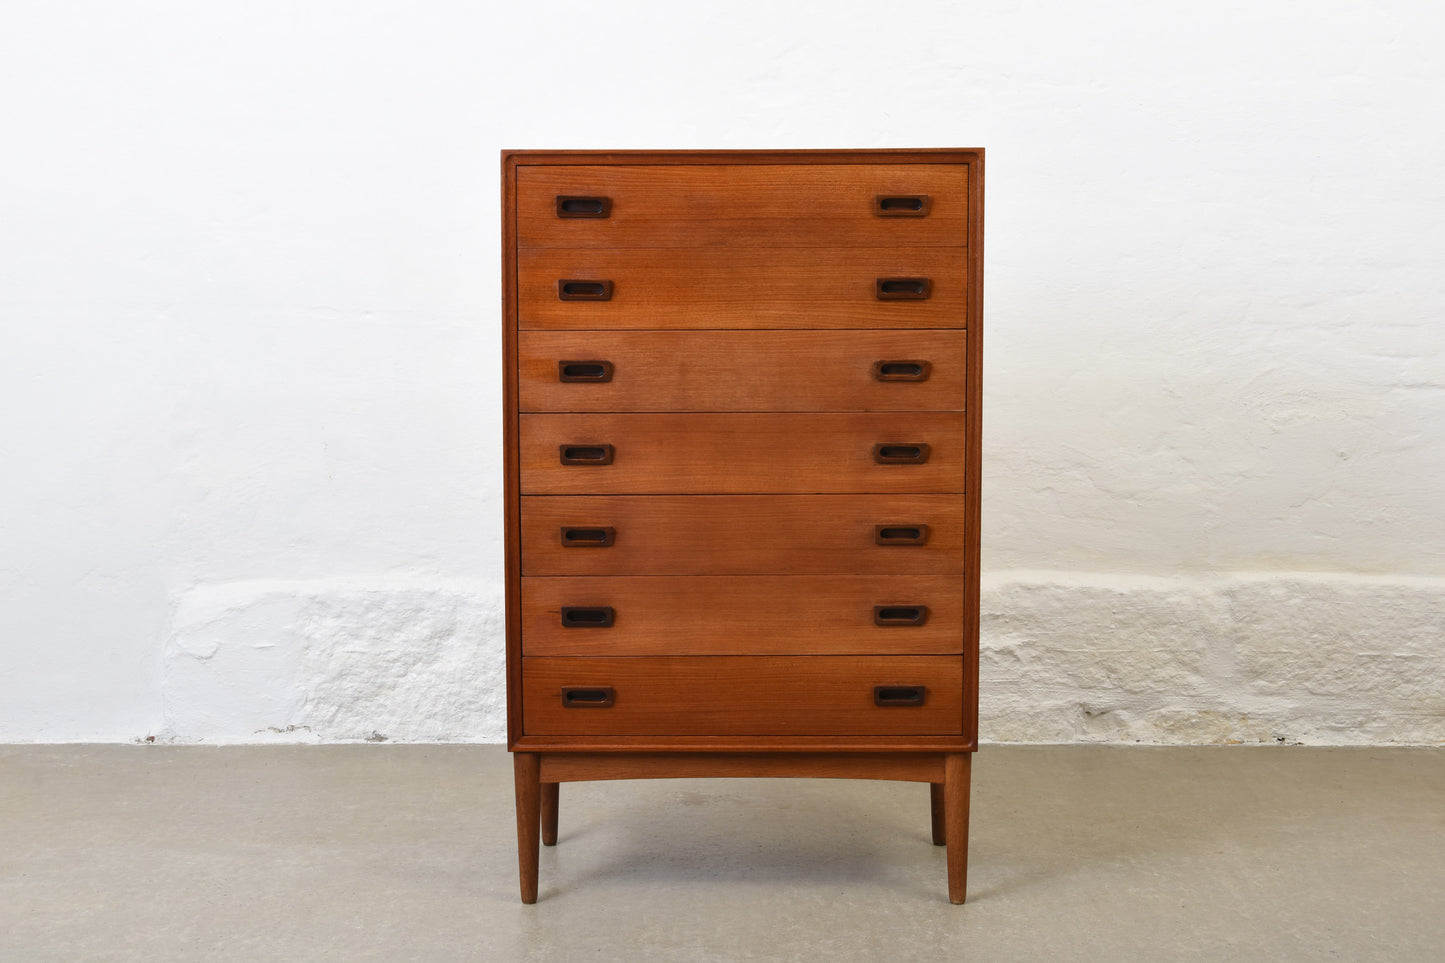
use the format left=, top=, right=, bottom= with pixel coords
left=2, top=745, right=1442, bottom=961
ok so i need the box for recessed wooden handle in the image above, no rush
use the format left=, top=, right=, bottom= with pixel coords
left=555, top=196, right=611, bottom=218
left=558, top=280, right=613, bottom=301
left=874, top=605, right=930, bottom=626
left=874, top=195, right=932, bottom=216
left=874, top=685, right=927, bottom=706
left=873, top=360, right=932, bottom=382
left=558, top=361, right=614, bottom=382
left=560, top=527, right=615, bottom=547
left=560, top=606, right=615, bottom=628
left=559, top=444, right=615, bottom=465
left=872, top=443, right=931, bottom=465
left=874, top=525, right=930, bottom=546
left=561, top=686, right=615, bottom=707
left=876, top=278, right=932, bottom=300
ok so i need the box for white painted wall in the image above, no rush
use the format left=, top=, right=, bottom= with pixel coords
left=2, top=1, right=1441, bottom=744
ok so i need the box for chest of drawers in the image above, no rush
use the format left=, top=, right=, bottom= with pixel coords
left=502, top=149, right=983, bottom=903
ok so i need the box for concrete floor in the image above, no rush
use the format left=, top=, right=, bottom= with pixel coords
left=2, top=746, right=1442, bottom=962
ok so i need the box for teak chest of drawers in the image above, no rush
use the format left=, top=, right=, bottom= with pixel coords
left=502, top=148, right=983, bottom=903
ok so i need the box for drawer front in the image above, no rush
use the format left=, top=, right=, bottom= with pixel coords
left=520, top=412, right=965, bottom=494
left=521, top=575, right=965, bottom=656
left=519, top=330, right=966, bottom=413
left=521, top=655, right=964, bottom=735
left=517, top=164, right=968, bottom=249
left=520, top=494, right=964, bottom=576
left=519, top=247, right=966, bottom=330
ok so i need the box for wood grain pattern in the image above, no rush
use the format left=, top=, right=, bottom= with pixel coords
left=517, top=164, right=968, bottom=249
left=507, top=149, right=980, bottom=166
left=519, top=330, right=966, bottom=413
left=946, top=752, right=971, bottom=903
left=513, top=752, right=540, bottom=903
left=521, top=575, right=965, bottom=655
left=518, top=247, right=966, bottom=330
left=963, top=152, right=985, bottom=748
left=504, top=149, right=983, bottom=904
left=539, top=752, right=946, bottom=783
left=502, top=155, right=525, bottom=747
left=522, top=656, right=964, bottom=736
left=519, top=412, right=965, bottom=494
left=520, top=494, right=965, bottom=576
left=540, top=783, right=559, bottom=847
left=513, top=734, right=977, bottom=753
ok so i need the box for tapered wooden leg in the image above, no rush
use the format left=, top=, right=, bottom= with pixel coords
left=513, top=753, right=541, bottom=904
left=944, top=753, right=971, bottom=904
left=541, top=782, right=559, bottom=846
left=930, top=783, right=946, bottom=845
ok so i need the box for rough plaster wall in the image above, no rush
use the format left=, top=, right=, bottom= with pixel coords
left=982, top=573, right=1445, bottom=744
left=163, top=580, right=505, bottom=743
left=2, top=1, right=1443, bottom=743
left=155, top=573, right=1444, bottom=745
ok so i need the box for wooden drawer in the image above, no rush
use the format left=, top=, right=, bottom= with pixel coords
left=520, top=494, right=965, bottom=576
left=520, top=412, right=965, bottom=494
left=518, top=247, right=966, bottom=330
left=521, top=575, right=965, bottom=656
left=521, top=655, right=964, bottom=735
left=517, top=164, right=969, bottom=249
left=519, top=330, right=966, bottom=413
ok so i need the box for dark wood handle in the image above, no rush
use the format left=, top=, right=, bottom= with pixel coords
left=874, top=685, right=927, bottom=706
left=874, top=194, right=932, bottom=216
left=558, top=361, right=614, bottom=382
left=872, top=443, right=931, bottom=465
left=873, top=360, right=931, bottom=382
left=555, top=196, right=611, bottom=218
left=560, top=527, right=615, bottom=547
left=559, top=444, right=615, bottom=465
left=876, top=278, right=932, bottom=300
left=561, top=686, right=615, bottom=707
left=560, top=606, right=615, bottom=628
left=558, top=280, right=614, bottom=301
left=874, top=525, right=930, bottom=546
left=874, top=605, right=930, bottom=626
